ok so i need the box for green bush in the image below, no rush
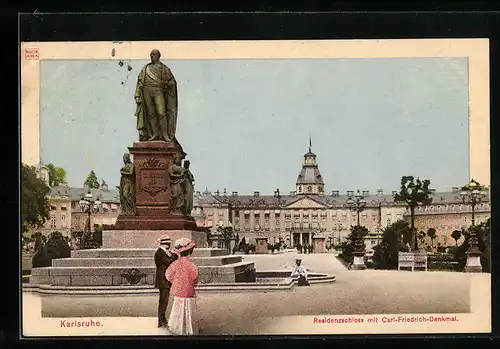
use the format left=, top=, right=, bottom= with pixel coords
left=373, top=220, right=410, bottom=270
left=338, top=225, right=369, bottom=265
left=32, top=231, right=71, bottom=268
left=453, top=219, right=490, bottom=272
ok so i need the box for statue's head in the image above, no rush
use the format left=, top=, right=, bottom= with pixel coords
left=183, top=160, right=190, bottom=169
left=123, top=153, right=131, bottom=164
left=173, top=154, right=182, bottom=165
left=150, top=49, right=161, bottom=63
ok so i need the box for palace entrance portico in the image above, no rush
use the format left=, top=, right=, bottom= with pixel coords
left=292, top=231, right=313, bottom=246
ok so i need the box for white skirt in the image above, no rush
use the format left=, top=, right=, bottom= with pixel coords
left=168, top=296, right=199, bottom=335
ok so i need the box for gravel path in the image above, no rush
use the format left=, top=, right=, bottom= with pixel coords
left=26, top=252, right=472, bottom=335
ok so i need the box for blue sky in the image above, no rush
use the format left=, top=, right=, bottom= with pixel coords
left=39, top=57, right=469, bottom=194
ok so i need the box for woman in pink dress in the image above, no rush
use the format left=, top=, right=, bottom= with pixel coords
left=166, top=237, right=199, bottom=335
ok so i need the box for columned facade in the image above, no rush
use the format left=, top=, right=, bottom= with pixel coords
left=196, top=143, right=490, bottom=251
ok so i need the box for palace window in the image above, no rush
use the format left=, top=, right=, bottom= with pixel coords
left=73, top=215, right=80, bottom=227
left=61, top=215, right=67, bottom=228
left=50, top=206, right=57, bottom=211
left=50, top=215, right=56, bottom=228
left=307, top=186, right=312, bottom=193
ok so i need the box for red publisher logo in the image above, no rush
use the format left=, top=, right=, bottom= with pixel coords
left=24, top=48, right=39, bottom=60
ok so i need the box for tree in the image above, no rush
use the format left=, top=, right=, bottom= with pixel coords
left=338, top=225, right=369, bottom=265
left=417, top=231, right=426, bottom=249
left=394, top=176, right=433, bottom=251
left=22, top=164, right=51, bottom=234
left=451, top=230, right=462, bottom=246
left=427, top=228, right=437, bottom=248
left=46, top=163, right=68, bottom=187
left=373, top=220, right=411, bottom=270
left=84, top=170, right=100, bottom=189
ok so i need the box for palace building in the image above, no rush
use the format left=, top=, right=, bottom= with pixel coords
left=31, top=147, right=490, bottom=249
left=32, top=162, right=121, bottom=236
left=194, top=143, right=490, bottom=249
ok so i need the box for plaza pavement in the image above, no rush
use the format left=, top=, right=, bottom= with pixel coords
left=22, top=251, right=480, bottom=336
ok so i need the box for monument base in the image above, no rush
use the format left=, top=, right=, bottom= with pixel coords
left=351, top=254, right=366, bottom=270
left=102, top=229, right=207, bottom=248
left=465, top=253, right=483, bottom=273
left=113, top=214, right=197, bottom=231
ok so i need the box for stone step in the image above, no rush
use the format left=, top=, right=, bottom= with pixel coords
left=24, top=275, right=336, bottom=296
left=70, top=248, right=229, bottom=259
left=30, top=261, right=255, bottom=286
left=52, top=255, right=242, bottom=268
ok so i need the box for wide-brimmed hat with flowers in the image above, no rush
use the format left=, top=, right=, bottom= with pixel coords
left=173, top=237, right=196, bottom=254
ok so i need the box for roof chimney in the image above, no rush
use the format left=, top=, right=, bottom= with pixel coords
left=254, top=191, right=260, bottom=197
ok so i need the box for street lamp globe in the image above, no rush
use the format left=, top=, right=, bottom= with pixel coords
left=85, top=191, right=93, bottom=201
left=79, top=199, right=88, bottom=211
left=94, top=199, right=102, bottom=210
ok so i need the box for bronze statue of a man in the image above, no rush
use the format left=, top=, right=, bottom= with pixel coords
left=135, top=49, right=178, bottom=142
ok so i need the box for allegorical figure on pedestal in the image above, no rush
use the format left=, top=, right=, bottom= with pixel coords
left=168, top=155, right=186, bottom=215
left=135, top=49, right=178, bottom=142
left=119, top=153, right=136, bottom=215
left=183, top=160, right=195, bottom=216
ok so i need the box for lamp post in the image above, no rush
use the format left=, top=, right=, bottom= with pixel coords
left=346, top=190, right=367, bottom=270
left=346, top=189, right=367, bottom=226
left=79, top=190, right=102, bottom=249
left=460, top=179, right=487, bottom=273
left=337, top=222, right=343, bottom=246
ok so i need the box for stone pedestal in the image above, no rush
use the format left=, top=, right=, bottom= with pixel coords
left=351, top=251, right=366, bottom=270
left=102, top=230, right=208, bottom=249
left=114, top=141, right=196, bottom=231
left=312, top=236, right=326, bottom=253
left=255, top=237, right=268, bottom=254
left=465, top=251, right=483, bottom=273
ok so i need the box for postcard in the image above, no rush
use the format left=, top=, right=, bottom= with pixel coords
left=20, top=39, right=491, bottom=337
